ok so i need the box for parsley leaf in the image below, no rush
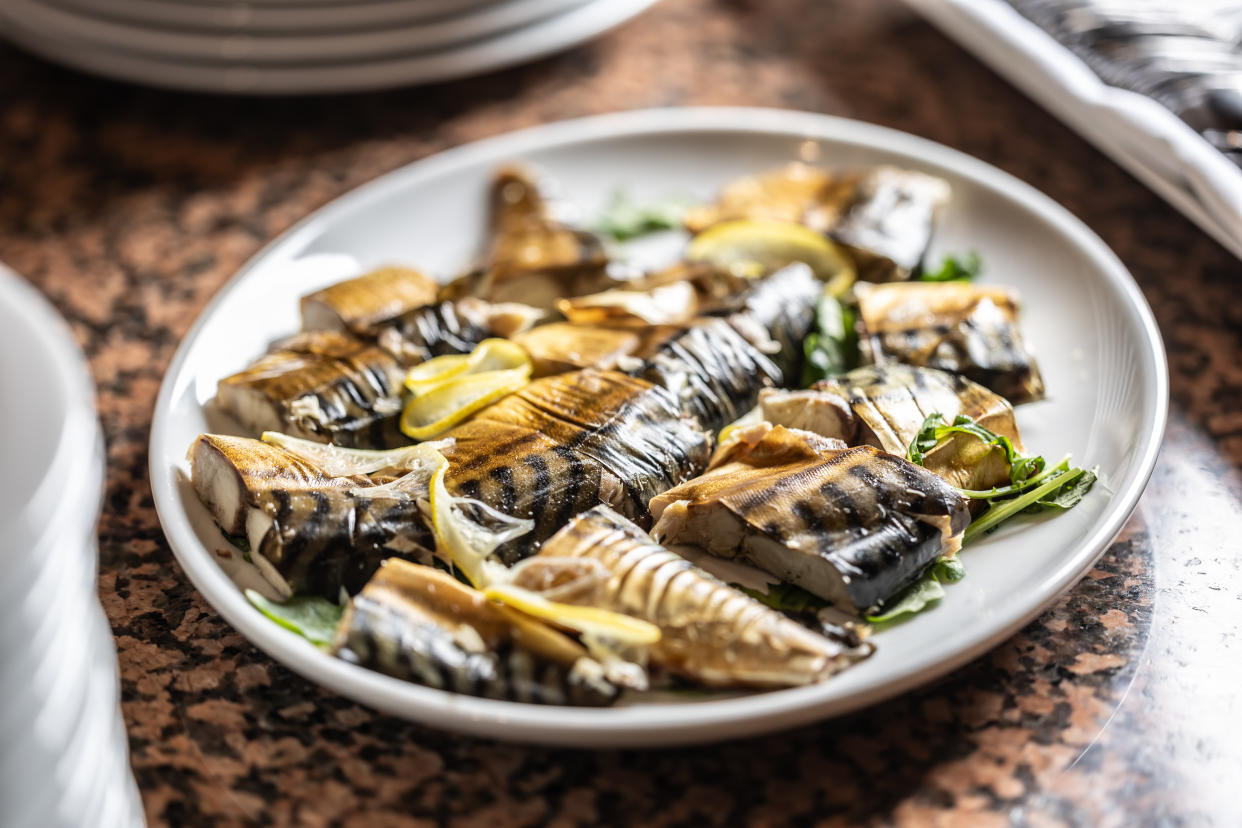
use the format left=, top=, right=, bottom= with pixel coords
left=919, top=251, right=982, bottom=282
left=246, top=590, right=345, bottom=649
left=594, top=191, right=690, bottom=240
left=801, top=292, right=859, bottom=385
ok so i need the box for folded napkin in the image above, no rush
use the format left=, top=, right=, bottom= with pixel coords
left=905, top=0, right=1242, bottom=260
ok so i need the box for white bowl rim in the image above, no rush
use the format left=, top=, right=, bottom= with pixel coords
left=149, top=107, right=1168, bottom=747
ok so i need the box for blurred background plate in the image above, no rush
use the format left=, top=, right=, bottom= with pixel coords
left=23, top=0, right=589, bottom=60
left=43, top=0, right=501, bottom=32
left=0, top=0, right=660, bottom=94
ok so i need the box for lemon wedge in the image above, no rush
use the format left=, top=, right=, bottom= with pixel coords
left=687, top=218, right=855, bottom=296
left=483, top=584, right=661, bottom=646
left=400, top=365, right=530, bottom=440
left=405, top=338, right=530, bottom=395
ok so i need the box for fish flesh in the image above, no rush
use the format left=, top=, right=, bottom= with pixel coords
left=760, top=364, right=1024, bottom=490
left=190, top=434, right=435, bottom=600
left=511, top=322, right=680, bottom=377
left=814, top=166, right=951, bottom=282
left=522, top=505, right=871, bottom=687
left=649, top=424, right=970, bottom=614
left=215, top=330, right=407, bottom=449
left=683, top=163, right=835, bottom=233
left=334, top=560, right=618, bottom=705
left=300, top=266, right=439, bottom=337
left=631, top=264, right=819, bottom=432
left=855, top=281, right=1045, bottom=404
left=441, top=368, right=710, bottom=561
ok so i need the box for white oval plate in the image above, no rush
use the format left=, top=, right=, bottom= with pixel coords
left=150, top=108, right=1167, bottom=747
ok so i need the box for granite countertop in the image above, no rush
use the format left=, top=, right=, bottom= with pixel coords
left=1, top=0, right=1239, bottom=824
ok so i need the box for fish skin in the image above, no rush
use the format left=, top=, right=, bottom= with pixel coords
left=631, top=264, right=820, bottom=433
left=762, top=364, right=1024, bottom=490
left=817, top=166, right=951, bottom=282
left=855, top=281, right=1045, bottom=404
left=334, top=561, right=618, bottom=706
left=441, top=369, right=710, bottom=562
left=216, top=330, right=407, bottom=449
left=190, top=434, right=434, bottom=600
left=649, top=425, right=970, bottom=613
left=529, top=505, right=871, bottom=688
left=374, top=298, right=496, bottom=366
left=300, top=266, right=439, bottom=338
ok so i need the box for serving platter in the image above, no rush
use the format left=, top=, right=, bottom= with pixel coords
left=150, top=108, right=1167, bottom=747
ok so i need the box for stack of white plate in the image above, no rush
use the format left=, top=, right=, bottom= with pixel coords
left=0, top=0, right=660, bottom=94
left=0, top=264, right=144, bottom=828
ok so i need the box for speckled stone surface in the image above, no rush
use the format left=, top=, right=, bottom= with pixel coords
left=1, top=0, right=1239, bottom=825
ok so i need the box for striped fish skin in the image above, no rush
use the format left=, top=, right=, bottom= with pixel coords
left=528, top=506, right=871, bottom=688
left=442, top=369, right=710, bottom=562
left=761, top=364, right=1024, bottom=490
left=300, top=266, right=439, bottom=338
left=216, top=331, right=407, bottom=449
left=374, top=297, right=496, bottom=366
left=632, top=265, right=819, bottom=433
left=190, top=434, right=434, bottom=600
left=334, top=561, right=617, bottom=706
left=649, top=424, right=970, bottom=614
left=855, top=281, right=1046, bottom=404
left=817, top=166, right=951, bottom=282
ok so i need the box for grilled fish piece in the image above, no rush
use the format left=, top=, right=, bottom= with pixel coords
left=190, top=434, right=434, bottom=600
left=522, top=506, right=871, bottom=687
left=300, top=266, right=439, bottom=337
left=761, top=364, right=1024, bottom=490
left=631, top=264, right=819, bottom=432
left=456, top=167, right=613, bottom=310
left=686, top=164, right=949, bottom=282
left=855, top=281, right=1045, bottom=404
left=683, top=163, right=835, bottom=233
left=374, top=296, right=540, bottom=366
left=649, top=424, right=970, bottom=614
left=815, top=166, right=951, bottom=282
left=216, top=331, right=406, bottom=448
left=442, top=368, right=710, bottom=561
left=334, top=560, right=618, bottom=705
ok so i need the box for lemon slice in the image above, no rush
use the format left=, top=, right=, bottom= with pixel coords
left=483, top=584, right=661, bottom=646
left=400, top=365, right=530, bottom=440
left=404, top=354, right=470, bottom=394
left=687, top=218, right=855, bottom=295
left=405, top=338, right=531, bottom=395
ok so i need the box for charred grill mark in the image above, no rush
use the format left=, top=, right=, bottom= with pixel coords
left=488, top=465, right=518, bottom=514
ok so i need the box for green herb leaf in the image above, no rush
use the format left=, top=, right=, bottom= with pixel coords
left=1025, top=466, right=1098, bottom=513
left=246, top=590, right=345, bottom=648
left=906, top=412, right=1043, bottom=488
left=594, top=191, right=689, bottom=240
left=919, top=251, right=982, bottom=283
left=801, top=293, right=859, bottom=385
left=865, top=570, right=946, bottom=622
left=963, top=466, right=1094, bottom=543
left=223, top=530, right=252, bottom=563
left=735, top=582, right=829, bottom=614
left=933, top=557, right=966, bottom=583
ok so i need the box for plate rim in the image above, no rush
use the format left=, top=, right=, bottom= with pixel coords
left=149, top=106, right=1168, bottom=747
